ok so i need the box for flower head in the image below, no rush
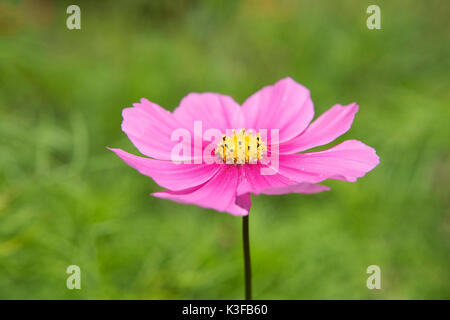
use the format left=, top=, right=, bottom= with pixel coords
left=109, top=77, right=379, bottom=216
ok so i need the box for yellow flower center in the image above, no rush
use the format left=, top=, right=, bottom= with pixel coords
left=215, top=129, right=267, bottom=164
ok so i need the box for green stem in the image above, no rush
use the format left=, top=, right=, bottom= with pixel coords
left=242, top=215, right=252, bottom=300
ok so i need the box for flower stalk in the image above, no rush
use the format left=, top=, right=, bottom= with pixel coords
left=242, top=215, right=252, bottom=300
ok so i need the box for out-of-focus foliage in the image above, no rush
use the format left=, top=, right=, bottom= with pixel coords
left=0, top=0, right=448, bottom=299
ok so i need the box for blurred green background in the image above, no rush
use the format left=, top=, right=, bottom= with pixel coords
left=0, top=0, right=449, bottom=299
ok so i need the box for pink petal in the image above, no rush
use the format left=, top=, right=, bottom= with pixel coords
left=259, top=183, right=330, bottom=195
left=239, top=164, right=329, bottom=195
left=280, top=103, right=359, bottom=153
left=121, top=98, right=186, bottom=160
left=240, top=164, right=293, bottom=195
left=173, top=93, right=244, bottom=132
left=235, top=193, right=252, bottom=213
left=277, top=140, right=380, bottom=183
left=108, top=148, right=220, bottom=191
left=153, top=166, right=249, bottom=216
left=241, top=77, right=314, bottom=143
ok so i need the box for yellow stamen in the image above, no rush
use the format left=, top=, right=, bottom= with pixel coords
left=215, top=128, right=266, bottom=164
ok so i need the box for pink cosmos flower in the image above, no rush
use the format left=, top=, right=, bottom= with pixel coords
left=109, top=77, right=379, bottom=216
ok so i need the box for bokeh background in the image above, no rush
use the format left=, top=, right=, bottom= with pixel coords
left=0, top=0, right=449, bottom=299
